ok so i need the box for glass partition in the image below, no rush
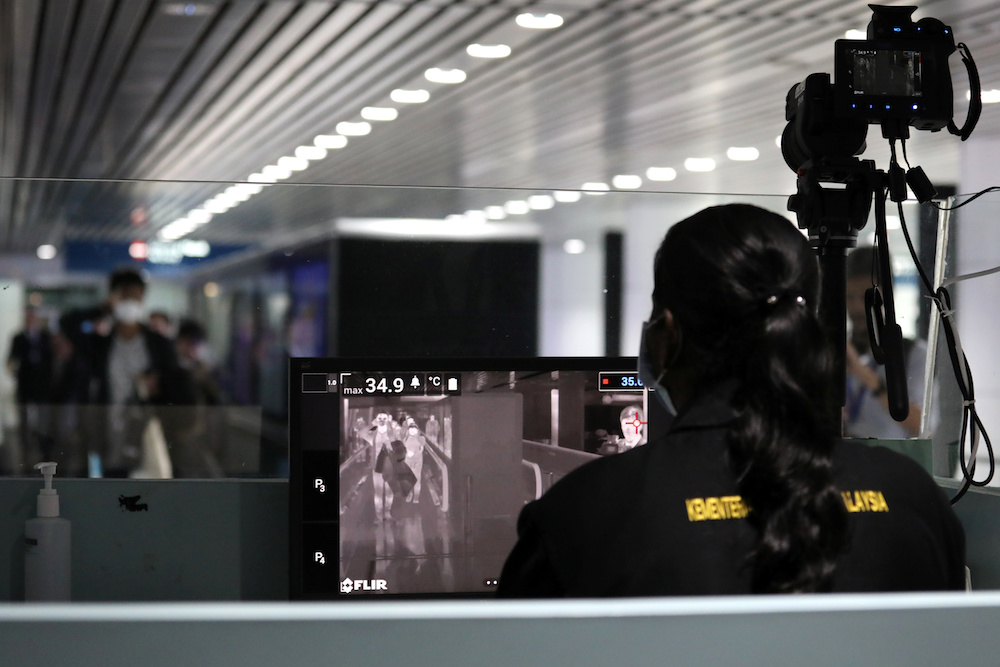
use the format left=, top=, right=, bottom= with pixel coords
left=925, top=192, right=1000, bottom=485
left=0, top=177, right=950, bottom=479
left=1, top=0, right=977, bottom=482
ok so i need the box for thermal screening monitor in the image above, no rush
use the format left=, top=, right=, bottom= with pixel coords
left=288, top=357, right=667, bottom=599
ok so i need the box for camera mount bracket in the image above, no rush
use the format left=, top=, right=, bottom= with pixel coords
left=788, top=157, right=910, bottom=430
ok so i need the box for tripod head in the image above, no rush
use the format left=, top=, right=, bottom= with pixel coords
left=782, top=75, right=910, bottom=430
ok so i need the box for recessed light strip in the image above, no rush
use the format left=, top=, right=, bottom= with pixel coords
left=158, top=13, right=565, bottom=241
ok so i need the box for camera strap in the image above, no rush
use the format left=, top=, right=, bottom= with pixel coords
left=949, top=43, right=981, bottom=141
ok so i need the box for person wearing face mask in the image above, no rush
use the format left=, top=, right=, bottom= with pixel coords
left=60, top=267, right=196, bottom=477
left=843, top=245, right=928, bottom=439
left=361, top=412, right=396, bottom=521
left=497, top=204, right=963, bottom=597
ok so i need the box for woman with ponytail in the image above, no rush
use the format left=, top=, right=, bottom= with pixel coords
left=498, top=204, right=964, bottom=596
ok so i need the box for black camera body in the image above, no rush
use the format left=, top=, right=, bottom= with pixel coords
left=833, top=5, right=956, bottom=131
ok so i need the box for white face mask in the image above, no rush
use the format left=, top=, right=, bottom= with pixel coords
left=638, top=317, right=678, bottom=416
left=113, top=299, right=145, bottom=325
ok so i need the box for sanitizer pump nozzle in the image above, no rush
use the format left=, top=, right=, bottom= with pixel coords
left=35, top=462, right=60, bottom=517
left=24, top=461, right=71, bottom=601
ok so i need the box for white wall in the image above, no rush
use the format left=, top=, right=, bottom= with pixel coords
left=539, top=191, right=804, bottom=358
left=537, top=202, right=610, bottom=356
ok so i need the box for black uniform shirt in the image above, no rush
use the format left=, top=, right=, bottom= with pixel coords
left=497, top=382, right=966, bottom=597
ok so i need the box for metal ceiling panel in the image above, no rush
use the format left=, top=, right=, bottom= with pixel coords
left=0, top=0, right=998, bottom=255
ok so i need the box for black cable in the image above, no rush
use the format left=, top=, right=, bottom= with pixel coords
left=933, top=186, right=1000, bottom=211
left=887, top=141, right=994, bottom=503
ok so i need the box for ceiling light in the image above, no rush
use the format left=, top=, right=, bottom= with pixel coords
left=278, top=156, right=310, bottom=171
left=361, top=107, right=398, bottom=121
left=189, top=209, right=212, bottom=225
left=337, top=217, right=539, bottom=240
left=248, top=172, right=276, bottom=183
left=204, top=198, right=231, bottom=214
left=581, top=182, right=610, bottom=194
left=336, top=121, right=371, bottom=136
left=262, top=164, right=292, bottom=181
left=969, top=89, right=1000, bottom=103
left=215, top=190, right=240, bottom=206
left=224, top=185, right=253, bottom=202
left=314, top=134, right=348, bottom=149
left=504, top=200, right=530, bottom=215
left=238, top=183, right=265, bottom=195
left=295, top=145, right=327, bottom=161
left=391, top=89, right=430, bottom=104
left=161, top=218, right=196, bottom=240
left=845, top=29, right=867, bottom=39
left=463, top=210, right=488, bottom=223
left=425, top=68, right=467, bottom=84
left=684, top=158, right=716, bottom=172
left=528, top=195, right=555, bottom=210
left=563, top=239, right=586, bottom=255
left=612, top=174, right=642, bottom=189
left=516, top=13, right=564, bottom=29
left=726, top=147, right=760, bottom=161
left=467, top=43, right=511, bottom=58
left=485, top=206, right=507, bottom=220
left=181, top=240, right=211, bottom=258
left=553, top=190, right=582, bottom=203
left=645, top=167, right=677, bottom=182
left=36, top=244, right=57, bottom=260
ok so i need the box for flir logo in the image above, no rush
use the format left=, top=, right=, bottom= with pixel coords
left=341, top=578, right=388, bottom=594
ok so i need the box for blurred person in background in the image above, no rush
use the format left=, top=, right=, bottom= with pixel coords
left=170, top=319, right=225, bottom=476
left=844, top=246, right=926, bottom=439
left=61, top=267, right=196, bottom=477
left=148, top=310, right=174, bottom=338
left=5, top=307, right=53, bottom=471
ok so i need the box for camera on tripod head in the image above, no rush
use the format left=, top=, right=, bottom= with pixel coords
left=779, top=5, right=980, bottom=430
left=834, top=4, right=956, bottom=131
left=782, top=4, right=978, bottom=174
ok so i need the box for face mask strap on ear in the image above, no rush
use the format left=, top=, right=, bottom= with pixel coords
left=638, top=314, right=680, bottom=416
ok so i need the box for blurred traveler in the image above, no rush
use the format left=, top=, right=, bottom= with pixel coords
left=5, top=307, right=53, bottom=469
left=61, top=267, right=196, bottom=477
left=844, top=246, right=927, bottom=439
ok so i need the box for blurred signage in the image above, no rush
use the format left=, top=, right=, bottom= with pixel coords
left=65, top=240, right=246, bottom=274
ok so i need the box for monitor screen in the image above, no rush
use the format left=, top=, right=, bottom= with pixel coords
left=288, top=357, right=663, bottom=600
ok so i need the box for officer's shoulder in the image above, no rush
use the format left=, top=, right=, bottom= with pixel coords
left=539, top=445, right=651, bottom=502
left=834, top=438, right=939, bottom=490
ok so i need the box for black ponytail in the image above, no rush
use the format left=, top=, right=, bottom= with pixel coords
left=653, top=204, right=848, bottom=593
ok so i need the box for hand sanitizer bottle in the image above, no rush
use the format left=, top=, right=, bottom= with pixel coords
left=24, top=462, right=71, bottom=601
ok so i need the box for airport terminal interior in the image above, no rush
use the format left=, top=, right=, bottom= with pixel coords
left=5, top=0, right=1000, bottom=661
